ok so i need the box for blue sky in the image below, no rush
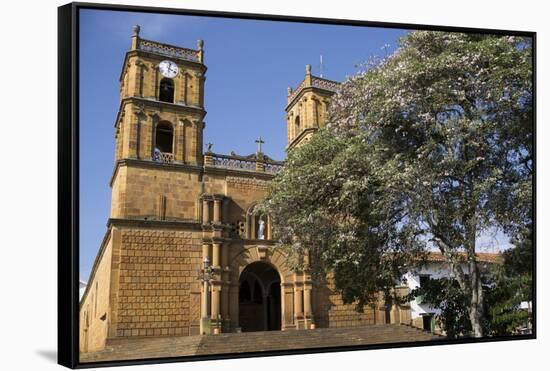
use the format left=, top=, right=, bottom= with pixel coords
left=79, top=9, right=509, bottom=282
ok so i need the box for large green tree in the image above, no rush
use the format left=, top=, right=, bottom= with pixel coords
left=260, top=31, right=532, bottom=337
left=410, top=225, right=533, bottom=337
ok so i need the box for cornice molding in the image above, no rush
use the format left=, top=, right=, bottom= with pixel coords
left=287, top=127, right=317, bottom=150
left=108, top=217, right=202, bottom=230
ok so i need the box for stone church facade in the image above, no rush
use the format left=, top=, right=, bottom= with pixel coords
left=79, top=26, right=410, bottom=354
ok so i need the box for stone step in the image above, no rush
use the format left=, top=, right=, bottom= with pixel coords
left=80, top=324, right=441, bottom=363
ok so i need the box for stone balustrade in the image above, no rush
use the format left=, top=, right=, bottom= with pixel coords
left=207, top=152, right=284, bottom=174
left=138, top=39, right=201, bottom=63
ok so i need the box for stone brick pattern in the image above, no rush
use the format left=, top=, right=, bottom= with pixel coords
left=115, top=101, right=205, bottom=165
left=111, top=165, right=202, bottom=220
left=114, top=228, right=203, bottom=337
left=79, top=231, right=116, bottom=352
left=121, top=53, right=204, bottom=108
left=314, top=276, right=375, bottom=328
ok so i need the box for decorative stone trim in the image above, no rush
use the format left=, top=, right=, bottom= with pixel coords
left=226, top=176, right=270, bottom=189
left=108, top=217, right=202, bottom=230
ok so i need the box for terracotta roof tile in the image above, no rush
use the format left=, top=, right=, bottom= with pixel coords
left=427, top=252, right=502, bottom=264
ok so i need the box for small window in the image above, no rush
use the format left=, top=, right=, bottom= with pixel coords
left=159, top=78, right=174, bottom=103
left=422, top=314, right=433, bottom=332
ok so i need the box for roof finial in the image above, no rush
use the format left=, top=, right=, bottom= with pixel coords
left=255, top=136, right=265, bottom=154
left=306, top=64, right=312, bottom=75
left=132, top=24, right=140, bottom=37
left=197, top=39, right=204, bottom=50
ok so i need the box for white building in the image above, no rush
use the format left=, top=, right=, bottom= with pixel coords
left=402, top=252, right=500, bottom=333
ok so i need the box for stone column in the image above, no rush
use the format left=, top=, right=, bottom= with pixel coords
left=127, top=113, right=139, bottom=159
left=202, top=198, right=210, bottom=224
left=201, top=279, right=210, bottom=333
left=250, top=215, right=256, bottom=239
left=200, top=242, right=211, bottom=335
left=197, top=72, right=205, bottom=107
left=175, top=120, right=185, bottom=163
left=212, top=242, right=221, bottom=268
left=303, top=287, right=312, bottom=317
left=154, top=67, right=159, bottom=100
left=136, top=62, right=144, bottom=97
left=294, top=285, right=303, bottom=326
left=304, top=283, right=313, bottom=329
left=302, top=98, right=308, bottom=129
left=190, top=120, right=203, bottom=165
left=287, top=112, right=292, bottom=143
left=144, top=113, right=157, bottom=160
left=182, top=73, right=188, bottom=105
left=213, top=198, right=222, bottom=224
left=313, top=98, right=319, bottom=127
left=211, top=285, right=220, bottom=321
left=186, top=121, right=197, bottom=164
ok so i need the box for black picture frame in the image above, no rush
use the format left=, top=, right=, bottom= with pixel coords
left=58, top=2, right=536, bottom=368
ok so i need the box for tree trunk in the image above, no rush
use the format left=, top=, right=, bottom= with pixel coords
left=468, top=270, right=484, bottom=337
left=466, top=213, right=484, bottom=338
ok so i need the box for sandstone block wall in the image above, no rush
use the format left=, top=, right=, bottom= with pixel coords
left=111, top=165, right=202, bottom=220
left=121, top=53, right=204, bottom=108
left=313, top=276, right=376, bottom=328
left=113, top=228, right=203, bottom=338
left=80, top=231, right=114, bottom=352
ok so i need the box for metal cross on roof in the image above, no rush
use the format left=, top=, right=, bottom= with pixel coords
left=255, top=136, right=265, bottom=153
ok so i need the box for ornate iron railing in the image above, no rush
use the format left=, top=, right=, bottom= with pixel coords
left=138, top=39, right=200, bottom=63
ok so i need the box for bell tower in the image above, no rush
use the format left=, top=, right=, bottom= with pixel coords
left=285, top=64, right=339, bottom=150
left=110, top=25, right=208, bottom=220
left=114, top=25, right=206, bottom=165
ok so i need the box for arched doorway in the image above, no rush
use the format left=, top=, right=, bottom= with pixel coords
left=238, top=262, right=281, bottom=332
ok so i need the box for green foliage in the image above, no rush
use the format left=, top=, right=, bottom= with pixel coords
left=409, top=278, right=472, bottom=338
left=259, top=31, right=533, bottom=329
left=484, top=225, right=533, bottom=336
left=408, top=225, right=532, bottom=338
left=258, top=130, right=425, bottom=307
left=503, top=225, right=533, bottom=276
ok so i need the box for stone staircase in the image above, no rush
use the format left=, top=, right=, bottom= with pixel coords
left=80, top=324, right=442, bottom=363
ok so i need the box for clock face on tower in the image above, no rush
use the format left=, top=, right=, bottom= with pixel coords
left=159, top=60, right=179, bottom=78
